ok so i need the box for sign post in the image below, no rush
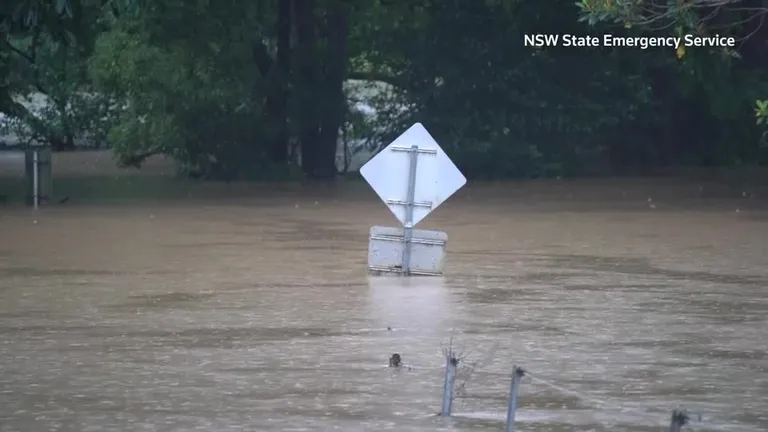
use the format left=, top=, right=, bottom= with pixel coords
left=360, top=123, right=466, bottom=275
left=25, top=145, right=52, bottom=207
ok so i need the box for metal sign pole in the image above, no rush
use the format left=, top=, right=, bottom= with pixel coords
left=32, top=149, right=39, bottom=209
left=401, top=144, right=419, bottom=274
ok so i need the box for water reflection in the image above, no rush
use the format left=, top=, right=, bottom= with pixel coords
left=366, top=275, right=451, bottom=336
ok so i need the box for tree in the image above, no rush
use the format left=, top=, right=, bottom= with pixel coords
left=1, top=0, right=126, bottom=150
left=352, top=0, right=661, bottom=177
left=88, top=0, right=273, bottom=178
left=293, top=0, right=352, bottom=179
left=86, top=0, right=354, bottom=180
left=5, top=0, right=766, bottom=179
left=577, top=0, right=768, bottom=136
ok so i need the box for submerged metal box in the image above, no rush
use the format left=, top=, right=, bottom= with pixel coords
left=367, top=225, right=447, bottom=276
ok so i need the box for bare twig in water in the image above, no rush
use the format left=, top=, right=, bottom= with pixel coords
left=439, top=332, right=463, bottom=410
left=440, top=329, right=501, bottom=400
left=455, top=341, right=500, bottom=399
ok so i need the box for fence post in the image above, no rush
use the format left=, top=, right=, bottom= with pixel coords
left=504, top=366, right=525, bottom=432
left=440, top=350, right=458, bottom=416
left=669, top=409, right=689, bottom=432
left=25, top=146, right=52, bottom=207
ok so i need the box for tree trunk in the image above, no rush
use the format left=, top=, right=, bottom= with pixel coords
left=266, top=0, right=292, bottom=164
left=295, top=0, right=319, bottom=176
left=313, top=0, right=351, bottom=179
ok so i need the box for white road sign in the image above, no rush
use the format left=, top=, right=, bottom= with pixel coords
left=367, top=226, right=447, bottom=275
left=359, top=122, right=466, bottom=227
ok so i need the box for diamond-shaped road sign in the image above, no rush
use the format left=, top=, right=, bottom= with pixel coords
left=360, top=123, right=466, bottom=227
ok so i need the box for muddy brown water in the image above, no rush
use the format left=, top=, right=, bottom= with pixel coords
left=1, top=181, right=767, bottom=431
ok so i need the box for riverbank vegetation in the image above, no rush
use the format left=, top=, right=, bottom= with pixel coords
left=1, top=0, right=766, bottom=181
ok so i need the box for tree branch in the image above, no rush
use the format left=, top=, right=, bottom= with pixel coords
left=346, top=70, right=402, bottom=88
left=119, top=150, right=161, bottom=168
left=0, top=95, right=57, bottom=146
left=3, top=40, right=35, bottom=64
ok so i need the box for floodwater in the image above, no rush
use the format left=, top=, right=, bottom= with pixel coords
left=1, top=181, right=767, bottom=431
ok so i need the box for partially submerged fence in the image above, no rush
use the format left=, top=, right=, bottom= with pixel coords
left=433, top=347, right=708, bottom=432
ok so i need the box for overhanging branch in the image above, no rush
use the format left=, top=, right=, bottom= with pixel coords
left=347, top=70, right=402, bottom=88
left=4, top=40, right=35, bottom=64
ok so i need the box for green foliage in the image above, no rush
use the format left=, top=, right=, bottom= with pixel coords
left=6, top=33, right=115, bottom=148
left=576, top=0, right=767, bottom=123
left=757, top=100, right=768, bottom=124
left=576, top=0, right=768, bottom=165
left=757, top=100, right=768, bottom=145
left=354, top=0, right=655, bottom=177
left=87, top=1, right=274, bottom=179
left=1, top=0, right=123, bottom=149
left=2, top=0, right=767, bottom=181
left=576, top=0, right=713, bottom=30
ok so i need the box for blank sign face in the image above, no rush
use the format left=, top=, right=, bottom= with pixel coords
left=360, top=123, right=466, bottom=227
left=367, top=226, right=447, bottom=275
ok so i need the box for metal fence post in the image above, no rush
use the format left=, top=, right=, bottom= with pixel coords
left=32, top=149, right=39, bottom=209
left=670, top=409, right=688, bottom=432
left=440, top=350, right=458, bottom=416
left=505, top=366, right=525, bottom=432
left=401, top=144, right=419, bottom=274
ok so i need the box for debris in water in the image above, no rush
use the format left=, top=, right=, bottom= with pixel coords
left=389, top=353, right=401, bottom=367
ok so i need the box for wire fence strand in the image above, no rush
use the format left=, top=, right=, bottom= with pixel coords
left=432, top=358, right=739, bottom=430
left=378, top=350, right=754, bottom=431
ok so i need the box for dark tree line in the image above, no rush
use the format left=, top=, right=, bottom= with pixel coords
left=1, top=0, right=766, bottom=180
